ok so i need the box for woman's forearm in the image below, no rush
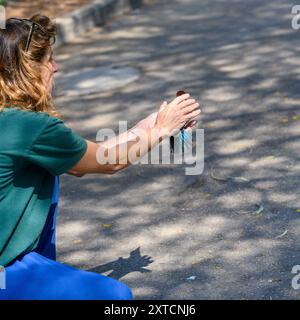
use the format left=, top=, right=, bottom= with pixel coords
left=97, top=126, right=168, bottom=172
left=68, top=126, right=168, bottom=176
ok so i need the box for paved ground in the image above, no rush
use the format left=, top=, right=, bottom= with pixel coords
left=54, top=0, right=300, bottom=299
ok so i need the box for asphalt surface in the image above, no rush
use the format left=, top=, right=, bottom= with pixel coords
left=54, top=0, right=300, bottom=299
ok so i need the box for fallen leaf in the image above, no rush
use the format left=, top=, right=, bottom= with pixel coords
left=231, top=176, right=250, bottom=183
left=253, top=204, right=264, bottom=215
left=280, top=117, right=289, bottom=123
left=296, top=209, right=300, bottom=213
left=211, top=169, right=250, bottom=183
left=186, top=276, right=196, bottom=281
left=268, top=278, right=282, bottom=283
left=72, top=239, right=82, bottom=244
left=264, top=156, right=276, bottom=161
left=210, top=170, right=228, bottom=182
left=292, top=115, right=299, bottom=121
left=275, top=229, right=288, bottom=239
left=102, top=223, right=112, bottom=228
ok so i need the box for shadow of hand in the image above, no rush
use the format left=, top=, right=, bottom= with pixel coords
left=87, top=247, right=154, bottom=280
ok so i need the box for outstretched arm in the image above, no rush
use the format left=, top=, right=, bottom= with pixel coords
left=68, top=93, right=200, bottom=176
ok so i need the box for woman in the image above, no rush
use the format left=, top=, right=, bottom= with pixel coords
left=0, top=15, right=200, bottom=300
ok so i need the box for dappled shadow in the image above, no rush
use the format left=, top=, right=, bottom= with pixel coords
left=53, top=0, right=300, bottom=299
left=88, top=247, right=153, bottom=280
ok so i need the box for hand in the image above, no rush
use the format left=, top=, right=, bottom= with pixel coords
left=135, top=112, right=158, bottom=130
left=135, top=106, right=199, bottom=132
left=155, top=93, right=201, bottom=137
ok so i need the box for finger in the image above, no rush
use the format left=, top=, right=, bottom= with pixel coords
left=179, top=98, right=196, bottom=109
left=190, top=120, right=198, bottom=128
left=182, top=102, right=200, bottom=114
left=173, top=93, right=190, bottom=105
left=178, top=120, right=187, bottom=129
left=184, top=120, right=198, bottom=129
left=184, top=109, right=201, bottom=120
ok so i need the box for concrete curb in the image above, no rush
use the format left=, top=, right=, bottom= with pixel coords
left=55, top=0, right=143, bottom=48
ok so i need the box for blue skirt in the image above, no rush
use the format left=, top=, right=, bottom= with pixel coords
left=0, top=177, right=133, bottom=300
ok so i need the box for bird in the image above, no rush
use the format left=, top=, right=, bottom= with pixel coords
left=170, top=90, right=193, bottom=154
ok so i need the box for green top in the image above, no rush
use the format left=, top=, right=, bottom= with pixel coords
left=0, top=107, right=87, bottom=266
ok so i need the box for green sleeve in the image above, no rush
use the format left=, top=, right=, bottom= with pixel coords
left=26, top=116, right=87, bottom=176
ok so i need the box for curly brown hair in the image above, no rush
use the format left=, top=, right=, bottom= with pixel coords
left=0, top=14, right=61, bottom=118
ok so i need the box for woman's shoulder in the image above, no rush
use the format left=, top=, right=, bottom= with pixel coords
left=0, top=106, right=61, bottom=128
left=0, top=107, right=65, bottom=147
left=1, top=106, right=51, bottom=118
